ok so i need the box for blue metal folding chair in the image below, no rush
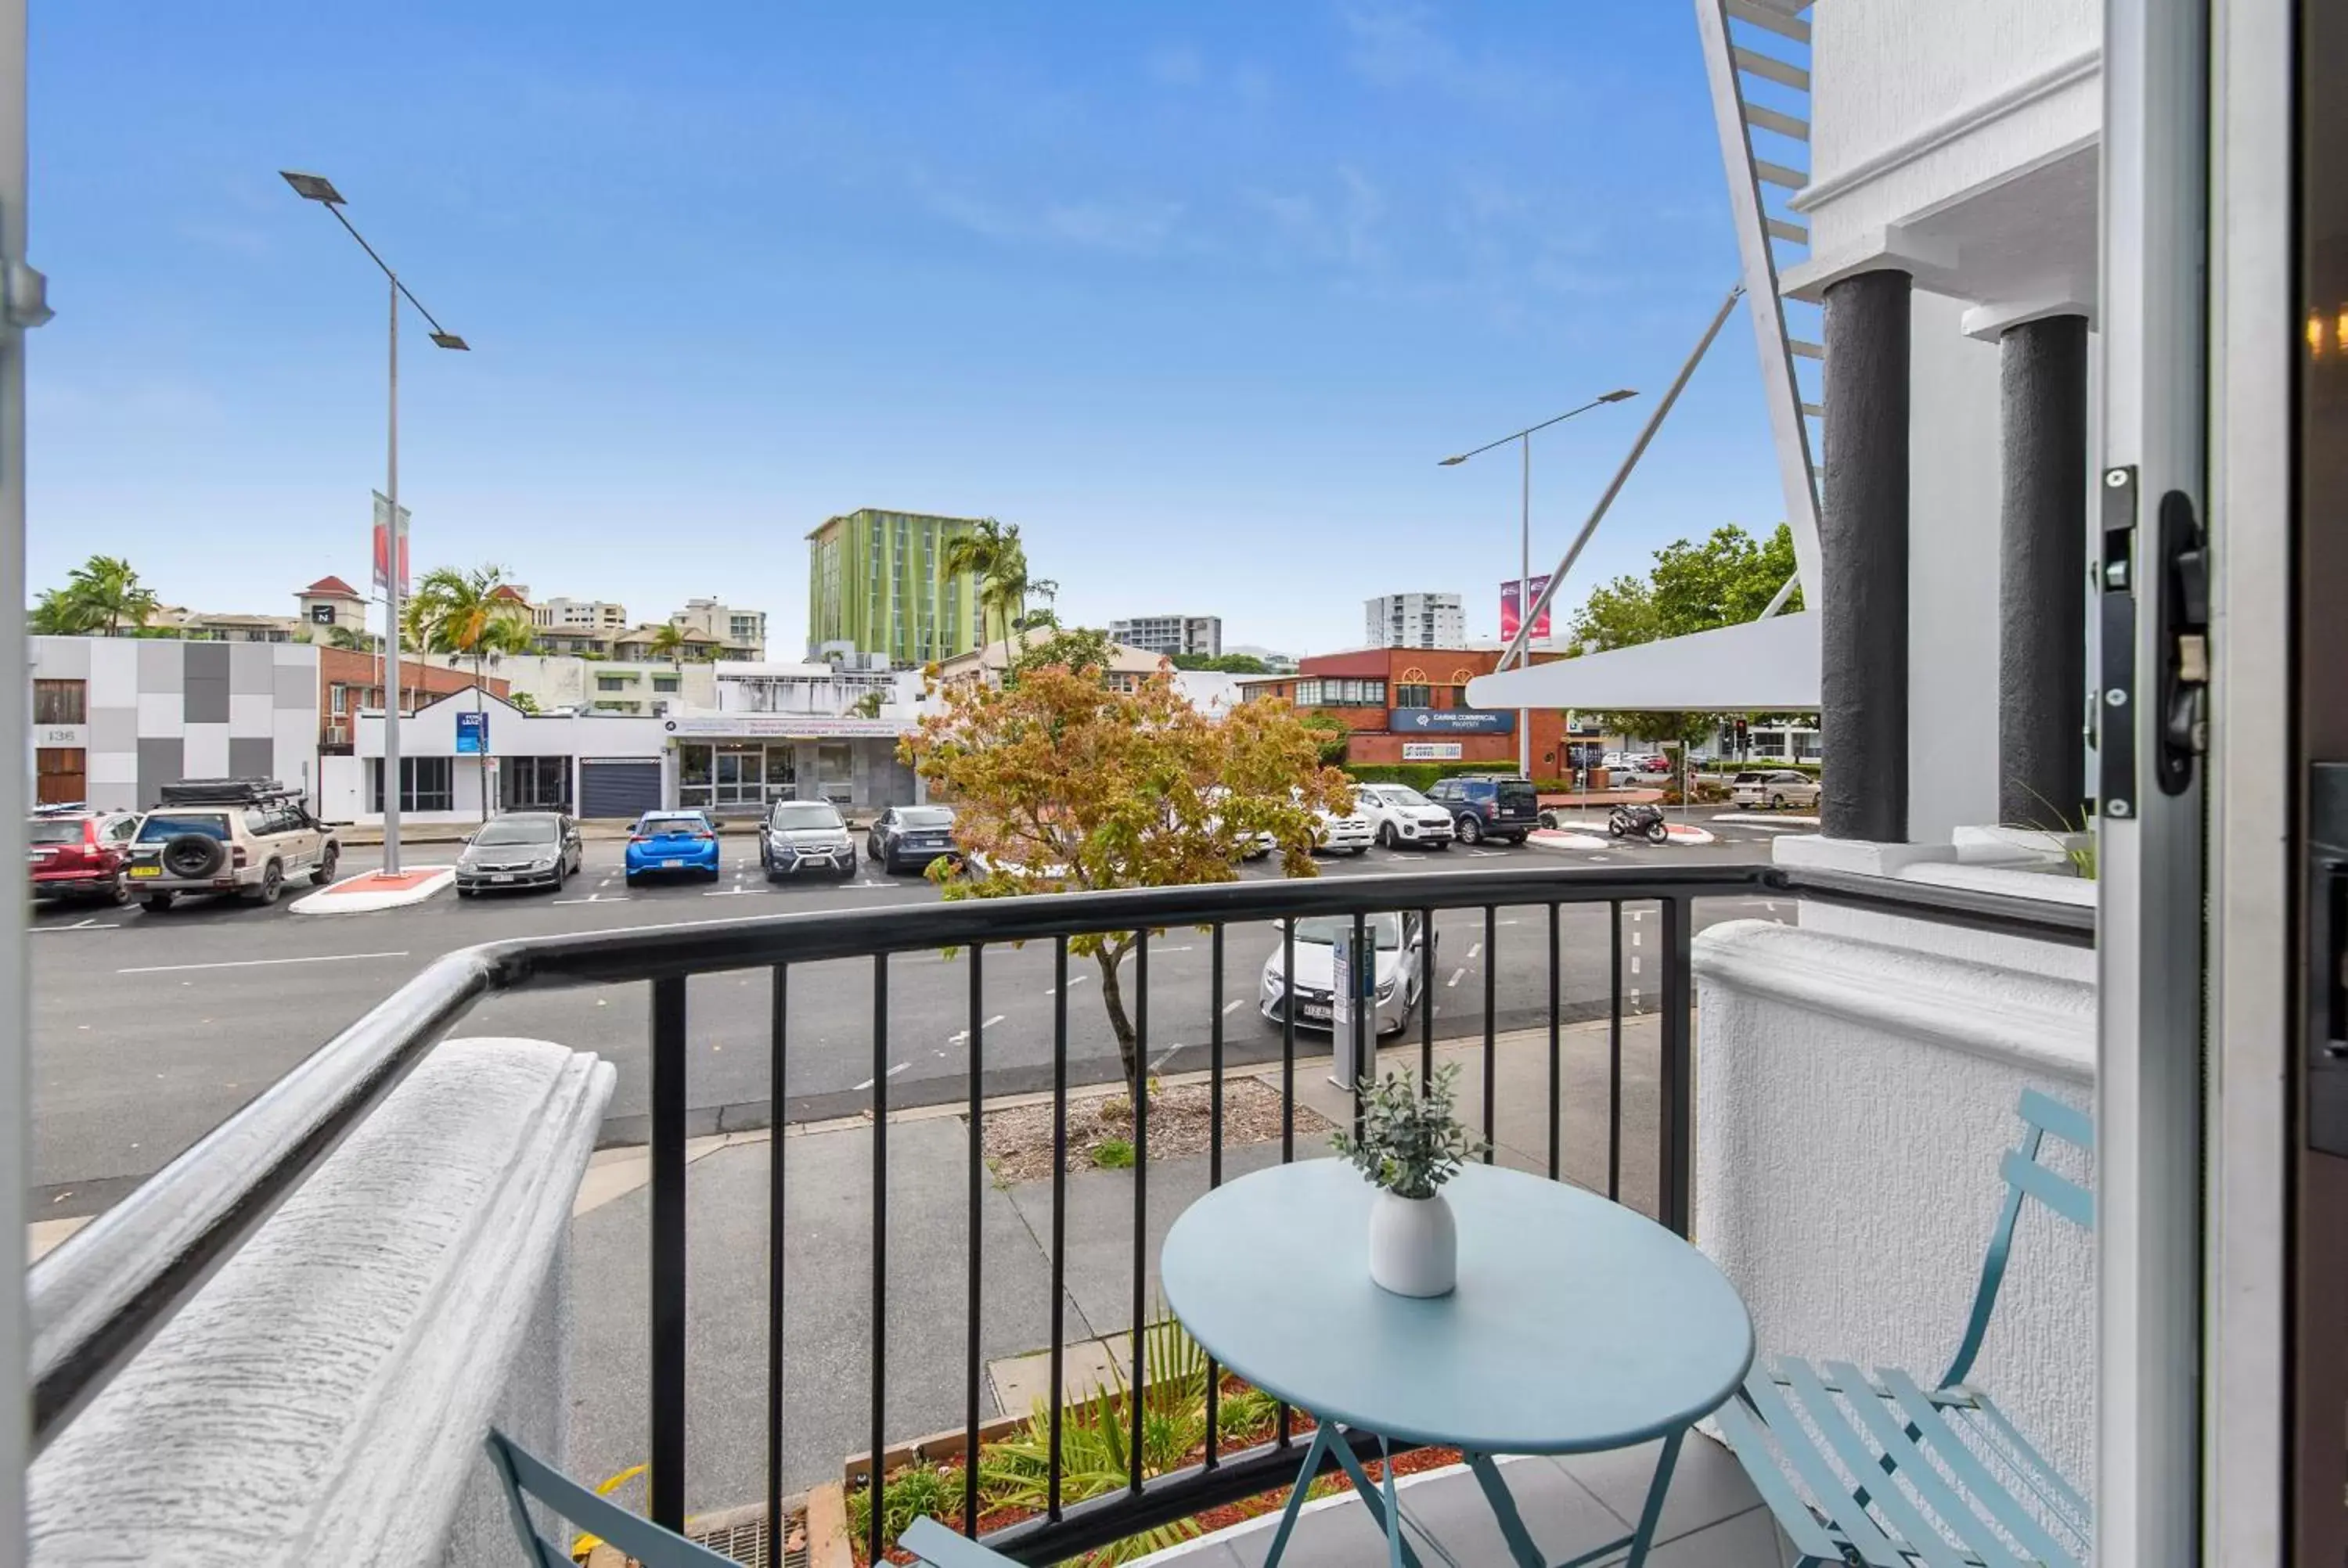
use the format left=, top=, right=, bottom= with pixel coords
left=484, top=1429, right=1013, bottom=1568
left=1713, top=1089, right=2096, bottom=1568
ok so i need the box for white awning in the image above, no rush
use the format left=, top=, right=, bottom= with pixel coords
left=1464, top=610, right=1820, bottom=712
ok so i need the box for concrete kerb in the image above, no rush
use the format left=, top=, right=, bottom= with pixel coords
left=289, top=865, right=456, bottom=915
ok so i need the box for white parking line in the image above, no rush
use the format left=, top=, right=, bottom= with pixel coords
left=1222, top=999, right=1244, bottom=1015
left=33, top=918, right=117, bottom=933
left=119, top=950, right=410, bottom=976
left=852, top=1061, right=912, bottom=1091
left=1446, top=968, right=1467, bottom=989
left=1631, top=957, right=1642, bottom=975
left=1466, top=942, right=1482, bottom=961
left=1633, top=931, right=1643, bottom=948
left=946, top=1013, right=1008, bottom=1045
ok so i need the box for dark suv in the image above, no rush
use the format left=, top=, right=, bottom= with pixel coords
left=1427, top=775, right=1541, bottom=845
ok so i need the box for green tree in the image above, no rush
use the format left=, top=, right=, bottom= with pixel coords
left=324, top=624, right=380, bottom=653
left=848, top=689, right=886, bottom=718
left=650, top=622, right=689, bottom=669
left=30, top=587, right=100, bottom=635
left=1296, top=710, right=1351, bottom=765
left=942, top=516, right=1016, bottom=651
left=1006, top=624, right=1123, bottom=685
left=509, top=690, right=542, bottom=715
left=1565, top=523, right=1799, bottom=744
left=905, top=663, right=1351, bottom=1094
left=405, top=564, right=537, bottom=820
left=47, top=555, right=160, bottom=636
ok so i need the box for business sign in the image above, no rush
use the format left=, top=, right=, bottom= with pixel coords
left=371, top=491, right=412, bottom=596
left=1500, top=575, right=1552, bottom=641
left=1389, top=707, right=1514, bottom=735
left=663, top=714, right=912, bottom=739
left=455, top=710, right=489, bottom=755
left=1401, top=741, right=1463, bottom=761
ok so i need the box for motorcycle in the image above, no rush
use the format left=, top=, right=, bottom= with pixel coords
left=1608, top=803, right=1671, bottom=844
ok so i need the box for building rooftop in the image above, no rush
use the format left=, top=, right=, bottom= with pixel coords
left=302, top=575, right=362, bottom=598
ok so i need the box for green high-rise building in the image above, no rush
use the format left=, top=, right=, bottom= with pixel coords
left=805, top=509, right=988, bottom=667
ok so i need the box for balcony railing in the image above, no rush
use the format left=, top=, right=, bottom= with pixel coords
left=24, top=860, right=2091, bottom=1564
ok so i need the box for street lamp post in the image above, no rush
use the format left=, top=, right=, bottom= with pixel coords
left=1439, top=388, right=1637, bottom=777
left=281, top=171, right=467, bottom=876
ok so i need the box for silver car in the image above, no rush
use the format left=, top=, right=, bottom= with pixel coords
left=762, top=800, right=857, bottom=880
left=455, top=811, right=582, bottom=896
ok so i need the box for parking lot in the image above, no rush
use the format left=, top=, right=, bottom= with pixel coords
left=27, top=814, right=1800, bottom=1219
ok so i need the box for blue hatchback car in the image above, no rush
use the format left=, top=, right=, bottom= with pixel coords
left=625, top=811, right=723, bottom=885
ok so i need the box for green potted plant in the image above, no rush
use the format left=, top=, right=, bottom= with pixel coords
left=1330, top=1063, right=1485, bottom=1296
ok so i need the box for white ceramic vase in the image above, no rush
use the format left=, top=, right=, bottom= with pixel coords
left=1367, top=1189, right=1457, bottom=1297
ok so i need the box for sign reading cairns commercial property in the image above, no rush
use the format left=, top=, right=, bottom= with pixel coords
left=1499, top=575, right=1552, bottom=641
left=1401, top=741, right=1464, bottom=761
left=1389, top=707, right=1514, bottom=735
left=455, top=710, right=489, bottom=755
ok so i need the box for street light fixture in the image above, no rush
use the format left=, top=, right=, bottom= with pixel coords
left=282, top=170, right=470, bottom=876
left=1437, top=389, right=1640, bottom=775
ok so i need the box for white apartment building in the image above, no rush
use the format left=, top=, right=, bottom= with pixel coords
left=1107, top=614, right=1222, bottom=658
left=671, top=597, right=767, bottom=660
left=1364, top=592, right=1464, bottom=649
left=532, top=596, right=627, bottom=634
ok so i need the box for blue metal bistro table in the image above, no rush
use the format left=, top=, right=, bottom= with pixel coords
left=1161, top=1160, right=1754, bottom=1568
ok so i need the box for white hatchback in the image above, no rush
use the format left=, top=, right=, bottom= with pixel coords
left=1352, top=782, right=1456, bottom=849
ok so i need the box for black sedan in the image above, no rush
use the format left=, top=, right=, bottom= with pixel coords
left=866, top=805, right=960, bottom=874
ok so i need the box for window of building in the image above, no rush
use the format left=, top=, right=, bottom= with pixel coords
left=369, top=757, right=455, bottom=813
left=1293, top=678, right=1385, bottom=707
left=1395, top=684, right=1432, bottom=708
left=652, top=675, right=680, bottom=693
left=330, top=685, right=348, bottom=716
left=32, top=679, right=85, bottom=725
left=596, top=675, right=631, bottom=692
left=504, top=755, right=572, bottom=811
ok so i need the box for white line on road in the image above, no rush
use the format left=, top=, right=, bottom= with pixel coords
left=119, top=950, right=410, bottom=976
left=1631, top=957, right=1642, bottom=975
left=34, top=918, right=117, bottom=933
left=1447, top=968, right=1467, bottom=989
left=1222, top=999, right=1244, bottom=1015
left=553, top=894, right=629, bottom=905
left=1466, top=942, right=1482, bottom=961
left=1633, top=931, right=1642, bottom=948
left=852, top=1062, right=912, bottom=1091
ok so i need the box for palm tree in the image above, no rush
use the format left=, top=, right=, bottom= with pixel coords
left=325, top=624, right=378, bottom=653
left=63, top=555, right=157, bottom=636
left=650, top=622, right=689, bottom=670
left=30, top=587, right=99, bottom=635
left=941, top=517, right=1014, bottom=654
left=405, top=564, right=536, bottom=820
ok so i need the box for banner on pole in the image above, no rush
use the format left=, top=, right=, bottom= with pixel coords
left=372, top=491, right=412, bottom=596
left=1500, top=575, right=1552, bottom=641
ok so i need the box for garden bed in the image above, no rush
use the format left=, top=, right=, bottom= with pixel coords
left=980, top=1079, right=1332, bottom=1183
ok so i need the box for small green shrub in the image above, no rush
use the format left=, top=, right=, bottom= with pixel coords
left=845, top=1461, right=952, bottom=1553
left=1092, top=1137, right=1136, bottom=1170
left=1329, top=1063, right=1485, bottom=1199
left=1215, top=1383, right=1280, bottom=1440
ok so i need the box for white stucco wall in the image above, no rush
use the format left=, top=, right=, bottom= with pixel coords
left=28, top=1038, right=614, bottom=1567
left=1806, top=0, right=2100, bottom=254
left=1694, top=919, right=2096, bottom=1491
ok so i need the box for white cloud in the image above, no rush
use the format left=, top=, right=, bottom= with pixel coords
left=1244, top=165, right=1385, bottom=270
left=1147, top=44, right=1205, bottom=87
left=909, top=167, right=1184, bottom=257
left=1334, top=0, right=1551, bottom=113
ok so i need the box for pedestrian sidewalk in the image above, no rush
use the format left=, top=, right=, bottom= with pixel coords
left=564, top=1015, right=1664, bottom=1515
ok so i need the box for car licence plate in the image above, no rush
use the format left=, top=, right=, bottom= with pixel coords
left=128, top=865, right=160, bottom=878
left=1302, top=1003, right=1332, bottom=1023
left=663, top=858, right=682, bottom=869
left=492, top=873, right=515, bottom=884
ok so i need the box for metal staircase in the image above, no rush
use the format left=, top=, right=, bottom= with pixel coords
left=1694, top=0, right=1822, bottom=607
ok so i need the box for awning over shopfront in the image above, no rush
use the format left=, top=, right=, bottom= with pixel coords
left=1464, top=610, right=1821, bottom=712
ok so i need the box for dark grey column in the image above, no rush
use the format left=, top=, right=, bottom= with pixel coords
left=1818, top=269, right=1912, bottom=841
left=1997, top=314, right=2090, bottom=828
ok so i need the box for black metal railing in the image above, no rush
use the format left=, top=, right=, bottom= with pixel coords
left=24, top=861, right=2093, bottom=1564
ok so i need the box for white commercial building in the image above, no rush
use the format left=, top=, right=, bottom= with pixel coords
left=1107, top=614, right=1221, bottom=658
left=1364, top=592, right=1464, bottom=649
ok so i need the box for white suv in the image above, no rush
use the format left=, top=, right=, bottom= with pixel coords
left=124, top=779, right=338, bottom=911
left=1352, top=783, right=1455, bottom=849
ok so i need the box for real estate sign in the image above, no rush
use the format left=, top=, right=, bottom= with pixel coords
left=1402, top=741, right=1464, bottom=761
left=455, top=710, right=489, bottom=755
left=1389, top=707, right=1514, bottom=734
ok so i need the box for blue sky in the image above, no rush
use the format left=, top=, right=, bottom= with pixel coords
left=29, top=1, right=1784, bottom=658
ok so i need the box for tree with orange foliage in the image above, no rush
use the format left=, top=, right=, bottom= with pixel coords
left=902, top=656, right=1352, bottom=1094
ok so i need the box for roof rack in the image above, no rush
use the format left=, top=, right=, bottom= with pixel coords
left=155, top=779, right=302, bottom=807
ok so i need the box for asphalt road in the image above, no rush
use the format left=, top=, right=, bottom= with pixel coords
left=27, top=810, right=1802, bottom=1215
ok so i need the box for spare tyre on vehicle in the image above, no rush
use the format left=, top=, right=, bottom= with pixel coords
left=160, top=833, right=225, bottom=879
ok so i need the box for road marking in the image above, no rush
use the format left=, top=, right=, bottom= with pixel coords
left=1631, top=957, right=1642, bottom=975
left=1466, top=942, right=1482, bottom=961
left=34, top=918, right=117, bottom=933
left=946, top=1014, right=1008, bottom=1045
left=1633, top=931, right=1643, bottom=948
left=1155, top=944, right=1194, bottom=954
left=554, top=893, right=630, bottom=904
left=852, top=1061, right=912, bottom=1091
left=1446, top=967, right=1467, bottom=989
left=119, top=950, right=409, bottom=976
left=1222, top=999, right=1244, bottom=1015
left=1630, top=908, right=1647, bottom=920
left=703, top=886, right=754, bottom=897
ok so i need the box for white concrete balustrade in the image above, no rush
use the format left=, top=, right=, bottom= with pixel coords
left=28, top=1038, right=613, bottom=1568
left=1693, top=867, right=2097, bottom=1491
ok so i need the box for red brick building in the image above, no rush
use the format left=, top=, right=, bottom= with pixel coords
left=1250, top=648, right=1599, bottom=774
left=318, top=647, right=510, bottom=753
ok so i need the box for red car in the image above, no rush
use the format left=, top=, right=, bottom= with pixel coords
left=27, top=808, right=142, bottom=905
